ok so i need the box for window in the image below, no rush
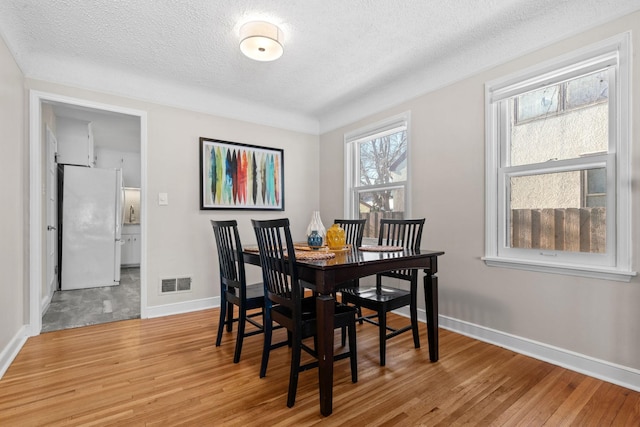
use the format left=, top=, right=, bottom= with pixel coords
left=345, top=113, right=410, bottom=239
left=484, top=33, right=634, bottom=281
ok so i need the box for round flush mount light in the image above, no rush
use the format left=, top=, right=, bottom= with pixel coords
left=239, top=21, right=284, bottom=62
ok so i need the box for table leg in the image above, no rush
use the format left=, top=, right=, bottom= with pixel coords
left=424, top=269, right=439, bottom=362
left=316, top=294, right=335, bottom=416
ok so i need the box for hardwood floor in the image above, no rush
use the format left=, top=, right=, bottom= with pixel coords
left=1, top=308, right=638, bottom=426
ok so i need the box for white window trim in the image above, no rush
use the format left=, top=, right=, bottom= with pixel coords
left=344, top=112, right=412, bottom=219
left=483, top=32, right=635, bottom=282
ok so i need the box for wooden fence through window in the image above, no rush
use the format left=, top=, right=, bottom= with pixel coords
left=511, top=208, right=606, bottom=253
left=359, top=212, right=404, bottom=239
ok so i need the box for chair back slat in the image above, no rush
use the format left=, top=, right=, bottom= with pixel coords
left=378, top=218, right=425, bottom=279
left=334, top=219, right=366, bottom=247
left=252, top=218, right=299, bottom=310
left=378, top=218, right=424, bottom=249
left=211, top=219, right=246, bottom=296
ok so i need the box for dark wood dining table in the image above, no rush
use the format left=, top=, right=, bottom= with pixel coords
left=243, top=245, right=445, bottom=416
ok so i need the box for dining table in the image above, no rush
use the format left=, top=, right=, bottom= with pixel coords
left=243, top=244, right=445, bottom=416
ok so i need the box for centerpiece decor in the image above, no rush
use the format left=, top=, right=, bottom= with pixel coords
left=306, top=211, right=326, bottom=249
left=326, top=223, right=346, bottom=250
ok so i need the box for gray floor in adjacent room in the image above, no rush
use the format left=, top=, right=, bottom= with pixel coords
left=41, top=267, right=141, bottom=333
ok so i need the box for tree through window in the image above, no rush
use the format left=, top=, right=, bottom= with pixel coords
left=345, top=113, right=410, bottom=239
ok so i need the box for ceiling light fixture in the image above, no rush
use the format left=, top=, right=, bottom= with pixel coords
left=239, top=21, right=284, bottom=62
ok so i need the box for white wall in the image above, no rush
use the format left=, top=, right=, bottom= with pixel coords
left=0, top=33, right=26, bottom=375
left=144, top=104, right=319, bottom=307
left=319, top=11, right=640, bottom=377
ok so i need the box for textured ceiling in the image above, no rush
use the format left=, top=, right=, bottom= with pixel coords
left=1, top=0, right=639, bottom=135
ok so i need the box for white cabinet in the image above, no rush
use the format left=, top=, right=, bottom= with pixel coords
left=56, top=117, right=95, bottom=167
left=121, top=233, right=140, bottom=266
left=95, top=148, right=141, bottom=188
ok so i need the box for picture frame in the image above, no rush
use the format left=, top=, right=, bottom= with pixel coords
left=199, top=137, right=284, bottom=210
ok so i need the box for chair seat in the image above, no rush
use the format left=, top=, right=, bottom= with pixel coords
left=244, top=282, right=265, bottom=300
left=342, top=286, right=410, bottom=303
left=271, top=296, right=315, bottom=318
left=226, top=282, right=265, bottom=310
left=342, top=286, right=412, bottom=313
left=272, top=297, right=358, bottom=337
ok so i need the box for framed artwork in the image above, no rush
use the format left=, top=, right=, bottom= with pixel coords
left=199, top=137, right=284, bottom=210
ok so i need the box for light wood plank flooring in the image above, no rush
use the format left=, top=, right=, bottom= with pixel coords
left=1, top=308, right=638, bottom=426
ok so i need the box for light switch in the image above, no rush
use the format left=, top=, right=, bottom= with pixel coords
left=158, top=192, right=168, bottom=206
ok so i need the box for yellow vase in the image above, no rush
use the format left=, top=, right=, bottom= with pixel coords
left=326, top=223, right=346, bottom=250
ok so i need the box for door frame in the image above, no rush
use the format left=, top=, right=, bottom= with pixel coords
left=45, top=125, right=58, bottom=302
left=29, top=90, right=148, bottom=335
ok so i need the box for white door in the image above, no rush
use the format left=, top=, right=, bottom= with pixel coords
left=46, top=127, right=58, bottom=295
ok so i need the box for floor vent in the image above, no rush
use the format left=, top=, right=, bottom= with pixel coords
left=160, top=276, right=192, bottom=294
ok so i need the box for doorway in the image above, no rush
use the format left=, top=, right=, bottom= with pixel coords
left=29, top=91, right=148, bottom=335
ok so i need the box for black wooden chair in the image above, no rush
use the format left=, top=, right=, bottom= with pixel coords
left=211, top=219, right=265, bottom=363
left=251, top=218, right=358, bottom=408
left=333, top=218, right=366, bottom=344
left=341, top=218, right=425, bottom=366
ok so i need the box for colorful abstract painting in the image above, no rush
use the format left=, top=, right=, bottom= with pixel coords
left=200, top=137, right=284, bottom=210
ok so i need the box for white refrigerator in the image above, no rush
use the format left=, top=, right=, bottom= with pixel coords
left=60, top=165, right=123, bottom=290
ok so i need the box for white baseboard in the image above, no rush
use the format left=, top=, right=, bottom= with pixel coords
left=0, top=325, right=29, bottom=379
left=145, top=296, right=220, bottom=318
left=394, top=306, right=640, bottom=392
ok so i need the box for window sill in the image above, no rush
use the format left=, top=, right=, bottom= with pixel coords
left=482, top=256, right=636, bottom=282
